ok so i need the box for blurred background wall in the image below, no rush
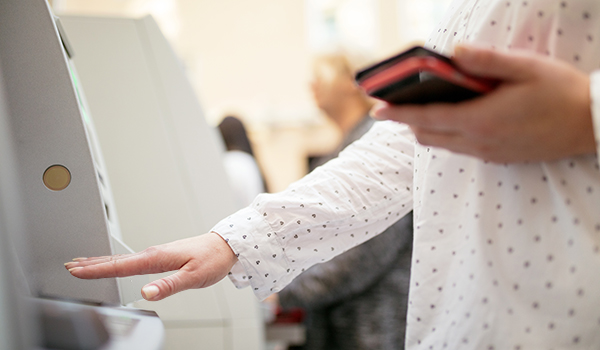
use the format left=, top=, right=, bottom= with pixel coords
left=51, top=0, right=451, bottom=192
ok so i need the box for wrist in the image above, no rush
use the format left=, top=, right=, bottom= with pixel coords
left=210, top=231, right=239, bottom=266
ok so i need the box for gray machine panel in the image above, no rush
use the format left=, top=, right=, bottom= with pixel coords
left=0, top=0, right=143, bottom=305
left=0, top=58, right=36, bottom=350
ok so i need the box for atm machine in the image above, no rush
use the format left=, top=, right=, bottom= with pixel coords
left=0, top=0, right=165, bottom=348
left=58, top=15, right=265, bottom=350
left=0, top=59, right=165, bottom=350
left=0, top=0, right=148, bottom=305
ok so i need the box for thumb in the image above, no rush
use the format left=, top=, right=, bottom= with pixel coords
left=141, top=269, right=197, bottom=301
left=453, top=44, right=536, bottom=81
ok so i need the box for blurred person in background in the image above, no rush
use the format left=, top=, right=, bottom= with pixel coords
left=275, top=53, right=414, bottom=350
left=218, top=115, right=267, bottom=208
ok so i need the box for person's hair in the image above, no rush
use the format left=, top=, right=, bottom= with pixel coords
left=217, top=115, right=270, bottom=192
left=311, top=51, right=373, bottom=83
left=218, top=115, right=254, bottom=156
left=311, top=52, right=375, bottom=110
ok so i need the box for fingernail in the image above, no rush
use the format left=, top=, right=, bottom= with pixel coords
left=454, top=45, right=479, bottom=61
left=72, top=257, right=87, bottom=261
left=370, top=102, right=388, bottom=119
left=68, top=267, right=83, bottom=273
left=142, top=285, right=159, bottom=300
left=454, top=45, right=469, bottom=58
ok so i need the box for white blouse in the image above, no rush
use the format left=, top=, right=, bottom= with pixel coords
left=212, top=0, right=600, bottom=348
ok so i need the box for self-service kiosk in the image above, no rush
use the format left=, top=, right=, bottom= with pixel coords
left=0, top=0, right=165, bottom=348
left=59, top=15, right=264, bottom=350
left=0, top=0, right=148, bottom=306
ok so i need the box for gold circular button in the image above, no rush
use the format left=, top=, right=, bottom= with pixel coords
left=43, top=165, right=71, bottom=191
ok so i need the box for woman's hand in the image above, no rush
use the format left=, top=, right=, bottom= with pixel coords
left=372, top=45, right=596, bottom=163
left=64, top=232, right=237, bottom=301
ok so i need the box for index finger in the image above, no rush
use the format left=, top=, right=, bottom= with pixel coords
left=453, top=45, right=537, bottom=82
left=65, top=246, right=186, bottom=279
left=372, top=102, right=472, bottom=133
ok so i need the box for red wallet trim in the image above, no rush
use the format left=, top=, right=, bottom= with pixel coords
left=358, top=56, right=495, bottom=95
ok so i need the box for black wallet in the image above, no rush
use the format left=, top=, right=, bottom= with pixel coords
left=355, top=46, right=497, bottom=105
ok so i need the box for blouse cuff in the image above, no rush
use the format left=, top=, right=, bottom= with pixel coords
left=210, top=206, right=293, bottom=300
left=590, top=70, right=600, bottom=159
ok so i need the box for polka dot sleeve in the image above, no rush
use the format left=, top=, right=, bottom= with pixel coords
left=591, top=70, right=600, bottom=159
left=211, top=121, right=415, bottom=300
